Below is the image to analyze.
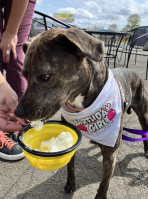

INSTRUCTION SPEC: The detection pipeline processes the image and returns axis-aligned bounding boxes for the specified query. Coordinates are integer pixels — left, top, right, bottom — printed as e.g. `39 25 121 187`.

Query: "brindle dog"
15 27 148 199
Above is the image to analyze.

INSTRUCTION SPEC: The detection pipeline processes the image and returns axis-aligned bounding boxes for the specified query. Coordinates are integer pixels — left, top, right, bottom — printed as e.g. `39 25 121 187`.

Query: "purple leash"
122 127 148 142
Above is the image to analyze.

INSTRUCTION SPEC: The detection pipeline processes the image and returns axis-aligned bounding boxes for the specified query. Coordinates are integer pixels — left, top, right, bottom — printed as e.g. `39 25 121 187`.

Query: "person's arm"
0 71 6 85
0 72 24 131
0 72 18 112
0 0 29 64
5 0 29 35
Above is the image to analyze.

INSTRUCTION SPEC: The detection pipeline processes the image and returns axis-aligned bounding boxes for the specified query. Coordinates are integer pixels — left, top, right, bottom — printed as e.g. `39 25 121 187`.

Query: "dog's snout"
15 104 26 119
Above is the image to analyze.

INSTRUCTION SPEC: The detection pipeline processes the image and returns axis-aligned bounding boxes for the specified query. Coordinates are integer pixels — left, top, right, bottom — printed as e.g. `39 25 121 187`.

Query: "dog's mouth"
23 116 50 131
20 105 60 127
24 115 51 125
24 117 48 124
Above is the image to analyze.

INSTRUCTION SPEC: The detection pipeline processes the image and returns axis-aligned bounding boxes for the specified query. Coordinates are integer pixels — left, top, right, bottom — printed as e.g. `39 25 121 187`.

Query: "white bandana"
60 69 122 147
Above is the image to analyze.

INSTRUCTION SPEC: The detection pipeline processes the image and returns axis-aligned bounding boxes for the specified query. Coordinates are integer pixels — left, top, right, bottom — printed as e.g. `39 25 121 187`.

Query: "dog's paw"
64 182 76 193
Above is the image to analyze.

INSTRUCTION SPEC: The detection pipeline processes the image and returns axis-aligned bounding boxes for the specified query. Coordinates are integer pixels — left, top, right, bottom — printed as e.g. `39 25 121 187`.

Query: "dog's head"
15 27 104 121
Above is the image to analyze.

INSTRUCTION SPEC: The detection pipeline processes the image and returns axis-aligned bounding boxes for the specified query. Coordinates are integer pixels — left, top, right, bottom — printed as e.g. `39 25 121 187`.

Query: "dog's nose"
14 104 26 118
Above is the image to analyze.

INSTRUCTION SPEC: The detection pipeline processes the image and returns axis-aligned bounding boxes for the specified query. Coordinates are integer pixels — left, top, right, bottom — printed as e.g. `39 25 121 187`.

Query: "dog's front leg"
95 146 118 199
61 116 76 193
64 154 76 193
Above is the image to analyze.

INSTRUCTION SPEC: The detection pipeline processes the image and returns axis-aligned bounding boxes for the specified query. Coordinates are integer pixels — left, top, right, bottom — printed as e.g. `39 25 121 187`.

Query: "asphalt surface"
0 52 148 199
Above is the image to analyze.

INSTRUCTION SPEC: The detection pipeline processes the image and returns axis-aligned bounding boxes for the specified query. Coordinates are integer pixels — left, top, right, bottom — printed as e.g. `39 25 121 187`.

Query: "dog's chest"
69 94 85 109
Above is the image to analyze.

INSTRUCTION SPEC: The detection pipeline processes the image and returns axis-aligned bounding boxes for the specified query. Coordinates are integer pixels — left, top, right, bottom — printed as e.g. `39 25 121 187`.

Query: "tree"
122 14 141 31
91 25 104 30
108 24 119 32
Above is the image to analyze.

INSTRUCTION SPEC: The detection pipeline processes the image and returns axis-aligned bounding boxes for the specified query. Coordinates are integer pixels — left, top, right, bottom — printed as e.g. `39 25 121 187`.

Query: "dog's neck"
69 59 108 109
68 94 85 109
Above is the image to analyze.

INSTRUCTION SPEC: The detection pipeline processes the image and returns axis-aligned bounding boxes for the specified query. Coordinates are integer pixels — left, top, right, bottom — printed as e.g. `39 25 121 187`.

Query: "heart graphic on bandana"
77 125 87 131
107 109 116 120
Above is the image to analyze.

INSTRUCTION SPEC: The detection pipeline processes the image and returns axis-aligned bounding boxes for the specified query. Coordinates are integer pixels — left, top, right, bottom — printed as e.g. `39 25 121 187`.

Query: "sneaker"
9 131 19 142
0 131 24 161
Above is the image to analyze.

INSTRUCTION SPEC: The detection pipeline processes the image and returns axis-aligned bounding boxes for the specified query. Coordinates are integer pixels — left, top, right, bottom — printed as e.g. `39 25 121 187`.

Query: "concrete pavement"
0 52 148 199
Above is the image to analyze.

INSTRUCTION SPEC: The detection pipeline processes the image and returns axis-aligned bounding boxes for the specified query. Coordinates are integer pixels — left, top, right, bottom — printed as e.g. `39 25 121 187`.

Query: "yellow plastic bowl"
18 121 82 170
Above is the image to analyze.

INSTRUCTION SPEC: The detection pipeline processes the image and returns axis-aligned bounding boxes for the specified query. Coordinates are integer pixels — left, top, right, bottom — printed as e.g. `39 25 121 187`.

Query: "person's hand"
0 81 23 131
0 79 18 112
0 31 18 64
0 105 22 132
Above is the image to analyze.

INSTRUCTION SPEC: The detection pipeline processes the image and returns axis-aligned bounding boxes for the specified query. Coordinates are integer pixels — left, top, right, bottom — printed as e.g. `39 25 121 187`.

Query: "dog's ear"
54 27 104 62
22 37 35 54
53 33 86 59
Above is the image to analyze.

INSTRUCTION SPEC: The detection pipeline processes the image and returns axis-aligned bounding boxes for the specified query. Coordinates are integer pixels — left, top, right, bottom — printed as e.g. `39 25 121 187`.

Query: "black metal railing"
34 10 72 30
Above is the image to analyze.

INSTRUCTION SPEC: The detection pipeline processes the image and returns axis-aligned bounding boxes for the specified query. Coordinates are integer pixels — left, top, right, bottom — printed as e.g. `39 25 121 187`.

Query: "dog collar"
63 103 85 113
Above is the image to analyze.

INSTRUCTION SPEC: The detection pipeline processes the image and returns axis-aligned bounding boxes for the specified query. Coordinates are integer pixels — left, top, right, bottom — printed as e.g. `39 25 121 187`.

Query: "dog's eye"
39 74 50 82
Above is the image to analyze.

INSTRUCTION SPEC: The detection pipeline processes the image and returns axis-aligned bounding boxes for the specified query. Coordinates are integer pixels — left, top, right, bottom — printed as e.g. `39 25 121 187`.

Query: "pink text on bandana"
72 103 116 134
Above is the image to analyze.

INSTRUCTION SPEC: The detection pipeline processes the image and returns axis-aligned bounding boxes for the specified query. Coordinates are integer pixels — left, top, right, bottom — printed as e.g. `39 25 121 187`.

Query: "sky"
34 0 148 30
